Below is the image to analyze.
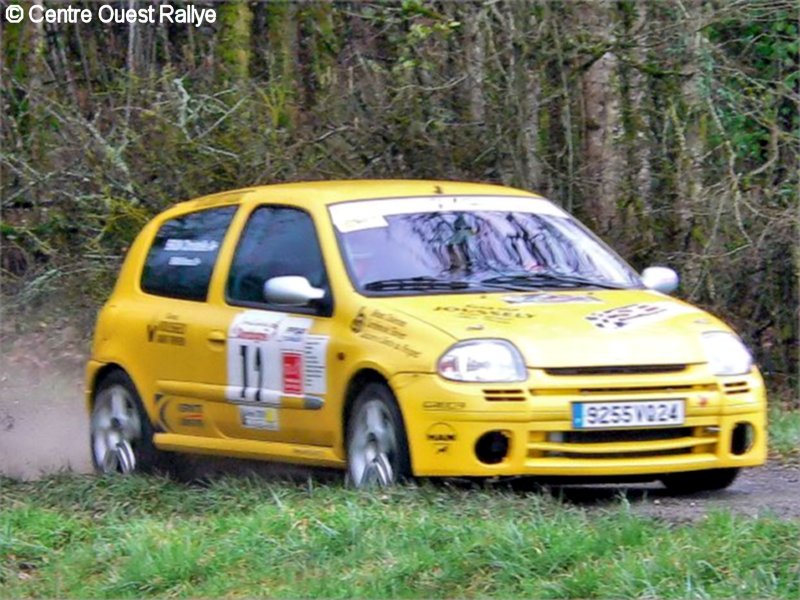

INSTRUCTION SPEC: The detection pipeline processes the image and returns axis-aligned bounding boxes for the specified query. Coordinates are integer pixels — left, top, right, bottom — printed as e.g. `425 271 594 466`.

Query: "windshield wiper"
481 273 626 290
364 273 620 293
363 276 533 293
363 276 472 292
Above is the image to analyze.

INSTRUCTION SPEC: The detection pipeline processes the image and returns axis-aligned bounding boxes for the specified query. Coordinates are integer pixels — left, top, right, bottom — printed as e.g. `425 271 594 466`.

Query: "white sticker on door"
303 335 329 395
240 406 279 430
226 311 327 403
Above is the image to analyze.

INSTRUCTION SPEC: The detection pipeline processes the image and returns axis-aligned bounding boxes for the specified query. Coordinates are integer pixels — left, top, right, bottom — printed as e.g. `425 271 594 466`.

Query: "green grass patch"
1 474 798 598
769 406 800 460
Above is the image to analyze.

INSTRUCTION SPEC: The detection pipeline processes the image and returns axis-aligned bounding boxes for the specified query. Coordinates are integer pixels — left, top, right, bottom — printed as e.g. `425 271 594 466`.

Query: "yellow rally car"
86 180 766 491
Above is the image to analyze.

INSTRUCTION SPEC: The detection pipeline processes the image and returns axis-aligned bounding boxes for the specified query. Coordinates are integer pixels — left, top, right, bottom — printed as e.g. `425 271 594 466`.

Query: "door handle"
207 331 226 344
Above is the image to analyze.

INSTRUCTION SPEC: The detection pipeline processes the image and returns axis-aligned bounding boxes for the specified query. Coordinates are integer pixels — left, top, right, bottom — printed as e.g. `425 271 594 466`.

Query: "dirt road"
1 331 797 522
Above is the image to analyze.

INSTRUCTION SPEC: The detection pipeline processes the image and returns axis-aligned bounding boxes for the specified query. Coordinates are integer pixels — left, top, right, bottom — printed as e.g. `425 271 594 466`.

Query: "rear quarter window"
141 205 237 301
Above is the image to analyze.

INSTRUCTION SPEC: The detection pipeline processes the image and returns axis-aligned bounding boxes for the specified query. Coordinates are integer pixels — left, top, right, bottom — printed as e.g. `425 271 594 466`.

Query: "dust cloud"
0 361 92 480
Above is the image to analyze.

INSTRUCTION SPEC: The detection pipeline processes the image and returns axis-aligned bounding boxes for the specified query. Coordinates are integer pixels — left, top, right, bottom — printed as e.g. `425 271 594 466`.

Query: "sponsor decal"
329 196 567 233
503 292 602 305
157 400 204 431
164 239 219 252
426 422 457 454
423 401 466 411
371 309 406 329
585 302 696 330
282 352 304 395
364 309 407 339
226 311 328 403
278 325 307 344
168 256 202 267
146 318 187 346
302 336 329 395
358 332 420 357
434 304 534 323
350 308 366 333
240 406 279 431
337 215 389 233
351 308 419 357
229 313 281 342
178 403 204 427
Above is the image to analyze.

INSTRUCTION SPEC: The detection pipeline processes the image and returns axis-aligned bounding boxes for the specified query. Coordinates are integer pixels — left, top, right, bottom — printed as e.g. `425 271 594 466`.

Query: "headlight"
437 339 527 382
701 331 753 376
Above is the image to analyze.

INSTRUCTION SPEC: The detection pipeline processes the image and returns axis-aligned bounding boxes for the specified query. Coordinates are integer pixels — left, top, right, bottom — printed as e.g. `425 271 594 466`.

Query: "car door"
137 205 239 434
189 204 337 448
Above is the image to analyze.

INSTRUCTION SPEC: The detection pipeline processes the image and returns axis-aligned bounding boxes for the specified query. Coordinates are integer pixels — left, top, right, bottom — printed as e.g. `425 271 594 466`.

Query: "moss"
218 0 253 81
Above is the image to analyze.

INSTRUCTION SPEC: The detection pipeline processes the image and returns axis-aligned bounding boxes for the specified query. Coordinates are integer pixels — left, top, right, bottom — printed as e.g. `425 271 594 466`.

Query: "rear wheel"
346 383 411 488
661 468 740 494
90 371 162 474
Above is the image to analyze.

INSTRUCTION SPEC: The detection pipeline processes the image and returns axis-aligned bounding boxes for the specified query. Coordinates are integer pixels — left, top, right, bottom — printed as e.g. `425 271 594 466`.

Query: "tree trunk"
218 0 253 82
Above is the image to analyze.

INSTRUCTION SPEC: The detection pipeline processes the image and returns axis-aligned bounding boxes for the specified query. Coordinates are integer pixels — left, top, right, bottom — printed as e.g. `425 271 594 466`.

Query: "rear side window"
141 206 237 301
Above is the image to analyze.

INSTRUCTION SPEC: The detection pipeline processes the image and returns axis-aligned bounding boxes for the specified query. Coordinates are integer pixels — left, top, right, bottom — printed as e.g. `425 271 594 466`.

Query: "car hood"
385 289 726 368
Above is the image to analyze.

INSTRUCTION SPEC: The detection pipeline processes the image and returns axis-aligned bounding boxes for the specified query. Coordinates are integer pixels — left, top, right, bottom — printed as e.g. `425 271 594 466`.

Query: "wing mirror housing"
641 266 679 294
263 276 325 306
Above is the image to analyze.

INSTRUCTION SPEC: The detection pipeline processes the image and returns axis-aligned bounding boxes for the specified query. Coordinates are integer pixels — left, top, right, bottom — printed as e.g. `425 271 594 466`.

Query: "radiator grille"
575 385 694 395
483 388 526 402
561 427 691 444
544 364 687 376
723 381 751 395
550 448 688 459
528 427 718 461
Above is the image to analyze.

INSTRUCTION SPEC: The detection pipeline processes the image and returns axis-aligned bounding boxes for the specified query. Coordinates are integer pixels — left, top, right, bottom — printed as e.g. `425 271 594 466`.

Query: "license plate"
571 399 685 429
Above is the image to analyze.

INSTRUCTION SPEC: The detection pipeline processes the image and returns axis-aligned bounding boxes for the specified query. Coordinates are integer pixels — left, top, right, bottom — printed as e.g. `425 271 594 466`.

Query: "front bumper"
391 365 767 478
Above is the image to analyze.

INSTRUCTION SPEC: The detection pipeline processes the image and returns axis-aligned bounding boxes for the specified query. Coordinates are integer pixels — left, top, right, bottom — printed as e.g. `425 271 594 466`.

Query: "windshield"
330 196 641 295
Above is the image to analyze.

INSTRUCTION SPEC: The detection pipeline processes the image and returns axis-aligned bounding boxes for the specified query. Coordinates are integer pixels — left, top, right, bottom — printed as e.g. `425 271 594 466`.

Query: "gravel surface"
547 460 800 522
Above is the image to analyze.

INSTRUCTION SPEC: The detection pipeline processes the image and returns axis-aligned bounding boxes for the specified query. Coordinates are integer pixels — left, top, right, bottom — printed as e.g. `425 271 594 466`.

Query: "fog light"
731 422 754 456
475 431 510 464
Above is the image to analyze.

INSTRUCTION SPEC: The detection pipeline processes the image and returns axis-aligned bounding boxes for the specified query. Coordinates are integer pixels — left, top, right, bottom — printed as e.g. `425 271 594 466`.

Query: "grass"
769 405 800 460
1 474 799 598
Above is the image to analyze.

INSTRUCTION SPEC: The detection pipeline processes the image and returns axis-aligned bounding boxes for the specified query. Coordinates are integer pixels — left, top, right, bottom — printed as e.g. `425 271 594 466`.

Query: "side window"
227 206 330 314
141 206 237 301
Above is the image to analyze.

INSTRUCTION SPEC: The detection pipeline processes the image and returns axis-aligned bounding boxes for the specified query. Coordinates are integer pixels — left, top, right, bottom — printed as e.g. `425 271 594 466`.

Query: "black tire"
661 468 740 494
90 370 164 475
346 383 411 488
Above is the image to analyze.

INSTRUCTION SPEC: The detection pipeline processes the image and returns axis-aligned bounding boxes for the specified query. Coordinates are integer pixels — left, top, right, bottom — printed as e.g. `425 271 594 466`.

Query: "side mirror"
263 276 325 306
641 266 679 294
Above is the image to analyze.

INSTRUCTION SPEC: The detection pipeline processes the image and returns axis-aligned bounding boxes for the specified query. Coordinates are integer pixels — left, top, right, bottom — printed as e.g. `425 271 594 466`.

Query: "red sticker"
282 352 303 395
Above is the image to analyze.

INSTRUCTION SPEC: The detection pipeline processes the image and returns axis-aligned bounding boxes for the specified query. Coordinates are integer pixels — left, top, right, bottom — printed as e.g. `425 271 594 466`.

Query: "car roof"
173 179 542 214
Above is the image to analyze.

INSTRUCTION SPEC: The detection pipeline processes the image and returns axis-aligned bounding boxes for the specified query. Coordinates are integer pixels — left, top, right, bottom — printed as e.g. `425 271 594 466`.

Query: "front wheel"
90 371 162 474
661 468 740 494
346 383 411 488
